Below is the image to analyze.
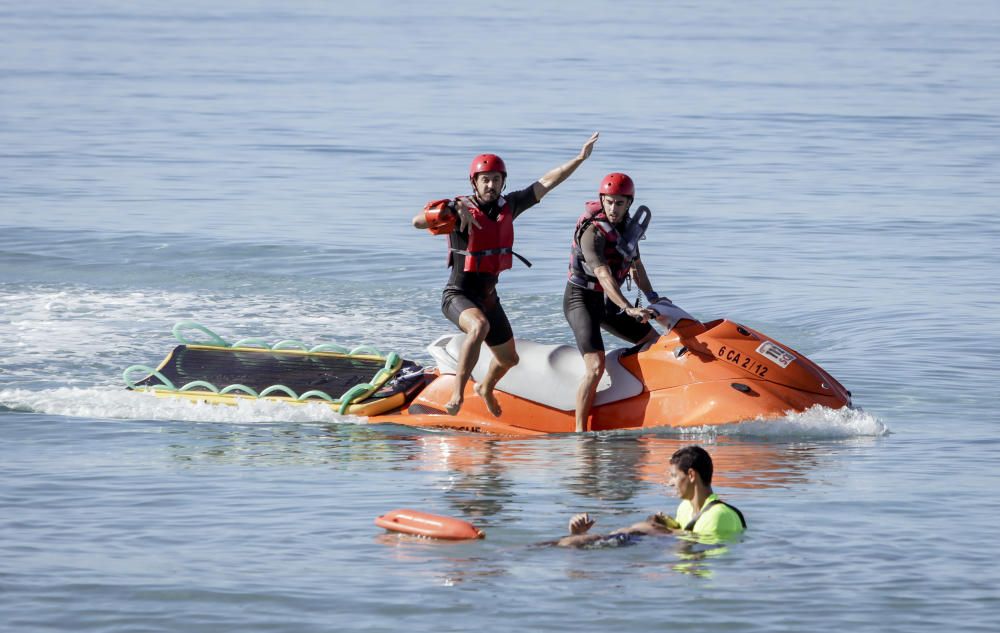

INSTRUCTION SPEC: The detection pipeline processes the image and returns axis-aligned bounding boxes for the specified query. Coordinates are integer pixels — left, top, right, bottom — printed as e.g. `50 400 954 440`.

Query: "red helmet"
469 153 507 180
599 172 635 197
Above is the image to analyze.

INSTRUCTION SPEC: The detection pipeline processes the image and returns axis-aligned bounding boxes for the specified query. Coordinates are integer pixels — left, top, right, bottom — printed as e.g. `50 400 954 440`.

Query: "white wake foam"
3 386 887 439
663 405 889 439
0 284 439 388
0 387 363 425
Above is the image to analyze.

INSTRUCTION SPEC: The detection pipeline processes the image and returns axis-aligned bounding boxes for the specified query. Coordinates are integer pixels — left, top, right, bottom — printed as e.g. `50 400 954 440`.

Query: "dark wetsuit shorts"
563 282 653 354
442 287 514 348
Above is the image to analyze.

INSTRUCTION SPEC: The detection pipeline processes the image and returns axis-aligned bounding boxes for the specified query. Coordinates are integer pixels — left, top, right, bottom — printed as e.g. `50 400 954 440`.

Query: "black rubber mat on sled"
134 345 395 397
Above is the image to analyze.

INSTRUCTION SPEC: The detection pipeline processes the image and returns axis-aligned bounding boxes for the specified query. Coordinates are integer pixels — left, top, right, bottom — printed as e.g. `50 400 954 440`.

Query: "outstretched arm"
531 132 599 201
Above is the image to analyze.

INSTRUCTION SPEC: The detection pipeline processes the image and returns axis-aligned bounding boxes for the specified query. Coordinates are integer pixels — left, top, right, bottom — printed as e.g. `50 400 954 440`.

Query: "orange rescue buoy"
375 508 485 540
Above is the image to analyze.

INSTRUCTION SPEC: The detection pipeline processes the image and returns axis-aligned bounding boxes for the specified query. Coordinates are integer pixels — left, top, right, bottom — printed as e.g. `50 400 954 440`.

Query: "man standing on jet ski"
413 133 599 417
565 172 662 432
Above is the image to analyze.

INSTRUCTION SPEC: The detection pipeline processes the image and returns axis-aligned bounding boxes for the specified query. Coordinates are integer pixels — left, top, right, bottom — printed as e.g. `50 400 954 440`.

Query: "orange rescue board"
375 508 485 540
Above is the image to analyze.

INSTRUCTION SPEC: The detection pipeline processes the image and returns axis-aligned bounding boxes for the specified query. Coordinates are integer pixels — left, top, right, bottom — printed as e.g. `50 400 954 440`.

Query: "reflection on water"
415 436 519 520
373 534 509 586
670 541 732 578
635 435 829 490
405 432 836 501
166 421 838 496
563 435 650 502
165 421 415 467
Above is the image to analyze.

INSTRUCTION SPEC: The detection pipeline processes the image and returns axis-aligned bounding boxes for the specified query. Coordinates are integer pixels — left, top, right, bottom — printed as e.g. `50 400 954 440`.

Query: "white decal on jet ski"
756 341 797 368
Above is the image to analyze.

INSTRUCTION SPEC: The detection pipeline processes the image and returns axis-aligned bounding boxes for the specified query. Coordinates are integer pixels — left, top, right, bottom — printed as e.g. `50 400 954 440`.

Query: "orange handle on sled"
424 199 457 235
375 508 484 540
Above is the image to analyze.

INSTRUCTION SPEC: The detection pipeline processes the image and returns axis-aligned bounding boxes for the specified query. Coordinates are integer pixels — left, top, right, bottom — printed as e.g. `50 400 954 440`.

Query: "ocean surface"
2 1 999 631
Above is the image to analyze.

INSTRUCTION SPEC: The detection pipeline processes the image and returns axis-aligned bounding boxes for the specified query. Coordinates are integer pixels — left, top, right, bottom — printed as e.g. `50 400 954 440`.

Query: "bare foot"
474 383 502 417
445 395 463 416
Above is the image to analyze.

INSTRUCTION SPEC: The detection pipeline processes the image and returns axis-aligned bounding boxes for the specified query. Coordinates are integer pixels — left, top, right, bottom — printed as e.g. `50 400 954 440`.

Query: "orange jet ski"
125 303 851 435
371 299 851 435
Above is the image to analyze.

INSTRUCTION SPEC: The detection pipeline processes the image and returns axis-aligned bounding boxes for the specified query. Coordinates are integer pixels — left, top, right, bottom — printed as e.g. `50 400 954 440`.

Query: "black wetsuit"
563 221 653 354
441 186 539 347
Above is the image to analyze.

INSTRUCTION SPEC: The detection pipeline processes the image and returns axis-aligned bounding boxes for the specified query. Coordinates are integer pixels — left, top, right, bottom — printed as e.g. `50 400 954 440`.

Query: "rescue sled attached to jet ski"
123 321 429 417
124 306 851 435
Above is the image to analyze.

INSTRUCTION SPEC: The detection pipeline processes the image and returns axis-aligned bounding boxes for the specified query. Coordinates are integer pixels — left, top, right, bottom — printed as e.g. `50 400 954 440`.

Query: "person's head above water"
599 172 634 223
669 445 714 500
469 153 506 204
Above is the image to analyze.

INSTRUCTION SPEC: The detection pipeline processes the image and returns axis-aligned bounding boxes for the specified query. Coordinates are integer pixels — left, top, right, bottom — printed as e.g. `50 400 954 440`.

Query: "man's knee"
501 350 519 368
583 355 605 382
490 342 519 369
464 316 490 342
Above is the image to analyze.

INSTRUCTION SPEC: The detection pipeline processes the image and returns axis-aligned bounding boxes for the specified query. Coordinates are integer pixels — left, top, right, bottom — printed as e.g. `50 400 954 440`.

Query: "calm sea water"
2 1 999 631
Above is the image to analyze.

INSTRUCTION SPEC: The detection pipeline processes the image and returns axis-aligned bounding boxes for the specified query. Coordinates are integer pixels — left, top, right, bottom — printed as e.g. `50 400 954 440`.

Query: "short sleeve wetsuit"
563 221 654 354
441 186 540 347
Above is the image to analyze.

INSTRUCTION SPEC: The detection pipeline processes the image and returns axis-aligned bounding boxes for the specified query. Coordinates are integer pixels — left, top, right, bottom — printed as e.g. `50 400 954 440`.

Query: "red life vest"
567 201 633 293
448 197 529 274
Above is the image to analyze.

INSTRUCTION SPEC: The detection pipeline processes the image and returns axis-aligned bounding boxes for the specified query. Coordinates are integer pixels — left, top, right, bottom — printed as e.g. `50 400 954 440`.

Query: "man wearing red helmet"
414 133 599 416
565 172 662 432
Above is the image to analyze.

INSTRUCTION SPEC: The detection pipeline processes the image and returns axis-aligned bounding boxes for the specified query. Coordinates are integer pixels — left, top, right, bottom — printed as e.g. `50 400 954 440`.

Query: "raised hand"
579 132 599 161
568 512 595 535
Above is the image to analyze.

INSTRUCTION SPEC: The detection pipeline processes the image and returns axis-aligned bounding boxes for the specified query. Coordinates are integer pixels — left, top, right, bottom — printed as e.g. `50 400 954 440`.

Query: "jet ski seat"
427 334 644 411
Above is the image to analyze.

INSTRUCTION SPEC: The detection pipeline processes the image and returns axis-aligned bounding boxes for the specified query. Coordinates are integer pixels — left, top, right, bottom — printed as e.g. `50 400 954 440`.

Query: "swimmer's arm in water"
610 513 680 537
556 512 604 547
555 512 679 547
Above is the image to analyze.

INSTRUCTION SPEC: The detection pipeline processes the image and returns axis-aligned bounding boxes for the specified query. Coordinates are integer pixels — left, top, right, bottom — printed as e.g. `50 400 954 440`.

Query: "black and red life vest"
567 200 634 293
448 196 530 274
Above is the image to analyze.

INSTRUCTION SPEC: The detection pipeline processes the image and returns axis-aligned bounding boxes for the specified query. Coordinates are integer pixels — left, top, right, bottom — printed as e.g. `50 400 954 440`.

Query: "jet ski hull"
371 318 851 435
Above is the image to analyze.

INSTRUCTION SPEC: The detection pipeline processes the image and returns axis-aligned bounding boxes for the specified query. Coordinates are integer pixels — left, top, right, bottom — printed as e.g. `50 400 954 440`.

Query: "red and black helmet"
599 172 635 197
469 153 507 180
